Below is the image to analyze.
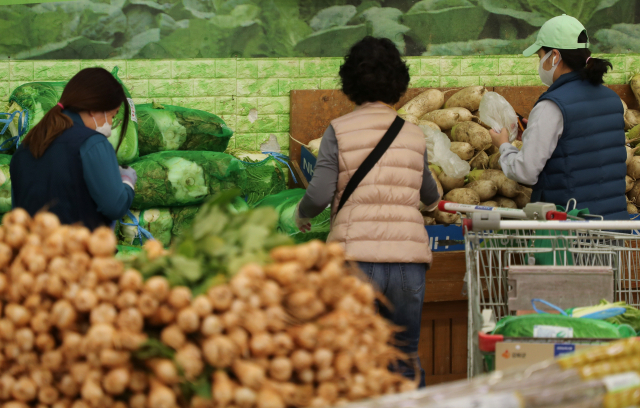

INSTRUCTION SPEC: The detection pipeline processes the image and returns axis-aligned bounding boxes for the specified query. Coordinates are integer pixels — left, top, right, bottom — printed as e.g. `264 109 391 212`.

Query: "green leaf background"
0 0 636 57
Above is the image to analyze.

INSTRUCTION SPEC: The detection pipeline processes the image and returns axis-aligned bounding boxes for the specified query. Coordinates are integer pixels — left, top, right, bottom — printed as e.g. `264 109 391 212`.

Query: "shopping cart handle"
546 211 567 220
479 332 504 353
438 201 456 214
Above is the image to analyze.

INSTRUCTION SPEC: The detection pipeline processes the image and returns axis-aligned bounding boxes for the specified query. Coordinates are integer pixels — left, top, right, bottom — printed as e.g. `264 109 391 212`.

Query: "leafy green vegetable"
129 189 291 292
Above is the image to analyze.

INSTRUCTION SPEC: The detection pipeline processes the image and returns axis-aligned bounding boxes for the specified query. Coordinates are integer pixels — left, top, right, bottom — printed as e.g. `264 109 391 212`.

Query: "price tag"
128 98 137 123
433 392 523 408
603 372 640 393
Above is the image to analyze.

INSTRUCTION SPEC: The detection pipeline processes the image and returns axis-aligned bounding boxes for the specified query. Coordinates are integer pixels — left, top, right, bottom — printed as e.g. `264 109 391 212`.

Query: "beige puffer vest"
327 102 432 264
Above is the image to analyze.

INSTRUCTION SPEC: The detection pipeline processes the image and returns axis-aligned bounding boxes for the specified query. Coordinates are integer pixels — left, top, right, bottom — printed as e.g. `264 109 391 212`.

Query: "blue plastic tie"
531 298 569 316
262 151 297 184
0 110 28 152
237 151 297 184
120 210 155 246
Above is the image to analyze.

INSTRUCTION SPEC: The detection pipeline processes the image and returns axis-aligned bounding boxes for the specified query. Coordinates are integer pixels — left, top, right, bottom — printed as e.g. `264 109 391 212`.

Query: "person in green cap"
489 15 628 220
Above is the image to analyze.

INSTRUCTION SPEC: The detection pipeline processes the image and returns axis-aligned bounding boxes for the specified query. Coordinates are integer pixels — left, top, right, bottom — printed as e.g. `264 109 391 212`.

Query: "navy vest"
532 72 628 220
10 111 111 230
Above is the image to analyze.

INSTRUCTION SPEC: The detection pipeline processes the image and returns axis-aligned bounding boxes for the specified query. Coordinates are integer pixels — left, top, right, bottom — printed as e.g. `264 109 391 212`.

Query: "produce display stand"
464 212 640 377
288 85 639 386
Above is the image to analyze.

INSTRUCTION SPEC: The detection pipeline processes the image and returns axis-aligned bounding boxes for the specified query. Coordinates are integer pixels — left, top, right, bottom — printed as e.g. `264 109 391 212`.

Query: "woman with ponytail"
489 15 628 220
10 67 137 230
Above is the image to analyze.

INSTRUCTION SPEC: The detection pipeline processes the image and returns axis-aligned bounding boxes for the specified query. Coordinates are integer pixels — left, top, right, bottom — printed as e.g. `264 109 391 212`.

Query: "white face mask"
538 51 561 86
93 112 112 138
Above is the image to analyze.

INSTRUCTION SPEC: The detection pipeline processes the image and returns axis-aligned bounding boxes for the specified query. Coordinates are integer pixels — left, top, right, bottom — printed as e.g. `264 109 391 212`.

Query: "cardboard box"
495 342 602 371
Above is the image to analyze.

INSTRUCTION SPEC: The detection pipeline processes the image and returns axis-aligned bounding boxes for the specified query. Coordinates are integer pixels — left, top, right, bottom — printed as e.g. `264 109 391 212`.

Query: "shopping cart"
440 201 640 378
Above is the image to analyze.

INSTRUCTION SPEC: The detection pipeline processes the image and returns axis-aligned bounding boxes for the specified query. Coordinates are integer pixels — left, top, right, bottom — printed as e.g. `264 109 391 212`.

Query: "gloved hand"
295 202 311 233
120 166 137 190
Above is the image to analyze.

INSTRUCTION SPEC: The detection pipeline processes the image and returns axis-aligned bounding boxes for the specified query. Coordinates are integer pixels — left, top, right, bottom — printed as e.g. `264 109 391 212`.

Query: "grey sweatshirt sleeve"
298 125 339 219
499 100 564 186
421 149 441 211
298 124 442 218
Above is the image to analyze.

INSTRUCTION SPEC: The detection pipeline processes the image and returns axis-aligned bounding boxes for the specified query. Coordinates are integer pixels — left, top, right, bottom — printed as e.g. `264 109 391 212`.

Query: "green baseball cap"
523 14 589 57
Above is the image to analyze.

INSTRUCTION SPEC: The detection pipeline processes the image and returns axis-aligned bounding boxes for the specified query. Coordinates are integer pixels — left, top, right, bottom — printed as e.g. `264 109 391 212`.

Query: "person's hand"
120 166 137 190
489 127 510 149
294 202 311 233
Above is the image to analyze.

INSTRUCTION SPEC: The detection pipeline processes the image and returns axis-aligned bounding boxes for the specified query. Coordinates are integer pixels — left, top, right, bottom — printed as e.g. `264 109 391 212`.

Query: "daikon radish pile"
0 207 417 408
444 86 487 112
398 89 444 118
450 142 474 161
451 121 492 151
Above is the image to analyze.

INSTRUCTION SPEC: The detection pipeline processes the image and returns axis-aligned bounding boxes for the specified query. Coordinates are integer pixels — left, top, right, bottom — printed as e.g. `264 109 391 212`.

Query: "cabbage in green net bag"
118 208 173 247
108 67 139 165
227 149 289 205
131 151 247 209
137 103 233 156
254 189 331 244
9 81 66 143
0 154 11 213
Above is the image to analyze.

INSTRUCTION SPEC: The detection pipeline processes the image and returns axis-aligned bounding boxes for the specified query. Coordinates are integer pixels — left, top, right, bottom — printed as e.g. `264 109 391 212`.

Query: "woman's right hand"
119 166 137 190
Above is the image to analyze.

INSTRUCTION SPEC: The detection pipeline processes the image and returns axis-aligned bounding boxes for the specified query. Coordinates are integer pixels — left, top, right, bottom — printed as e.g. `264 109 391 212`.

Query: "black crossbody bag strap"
336 116 405 214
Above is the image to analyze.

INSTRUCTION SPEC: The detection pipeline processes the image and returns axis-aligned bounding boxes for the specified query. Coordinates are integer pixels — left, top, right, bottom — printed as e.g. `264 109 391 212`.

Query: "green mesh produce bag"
131 151 247 209
9 81 66 142
255 189 331 244
117 208 173 247
0 154 11 213
108 67 139 165
137 103 233 156
493 314 635 339
241 157 287 205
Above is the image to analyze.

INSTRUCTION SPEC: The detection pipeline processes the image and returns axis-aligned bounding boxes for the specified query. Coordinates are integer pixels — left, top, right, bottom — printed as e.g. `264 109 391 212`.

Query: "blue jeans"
358 262 427 388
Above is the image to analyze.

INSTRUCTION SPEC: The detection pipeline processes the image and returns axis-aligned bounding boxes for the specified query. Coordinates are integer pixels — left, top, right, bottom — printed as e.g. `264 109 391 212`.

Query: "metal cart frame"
463 215 640 377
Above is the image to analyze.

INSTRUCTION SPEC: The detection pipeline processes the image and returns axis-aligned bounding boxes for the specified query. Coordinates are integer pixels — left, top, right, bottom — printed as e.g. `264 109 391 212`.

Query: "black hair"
23 68 129 158
339 36 410 105
542 31 612 85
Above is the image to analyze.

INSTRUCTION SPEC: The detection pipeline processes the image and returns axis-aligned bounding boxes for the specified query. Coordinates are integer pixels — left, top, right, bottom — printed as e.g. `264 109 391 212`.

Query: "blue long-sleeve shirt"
12 134 133 222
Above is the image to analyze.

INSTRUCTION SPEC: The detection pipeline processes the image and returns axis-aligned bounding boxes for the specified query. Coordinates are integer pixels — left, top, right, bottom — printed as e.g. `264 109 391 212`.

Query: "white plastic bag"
420 125 470 179
479 92 519 142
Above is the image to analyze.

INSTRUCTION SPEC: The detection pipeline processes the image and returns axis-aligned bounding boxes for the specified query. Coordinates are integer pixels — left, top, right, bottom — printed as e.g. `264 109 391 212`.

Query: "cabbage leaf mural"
0 0 636 58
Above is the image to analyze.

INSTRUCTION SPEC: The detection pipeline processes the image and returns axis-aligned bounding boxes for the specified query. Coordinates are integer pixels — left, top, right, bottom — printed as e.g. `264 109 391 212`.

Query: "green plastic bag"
493 314 635 339
117 208 173 248
532 205 590 266
130 151 247 209
254 189 331 244
108 67 139 165
0 154 11 213
598 300 640 333
136 103 233 156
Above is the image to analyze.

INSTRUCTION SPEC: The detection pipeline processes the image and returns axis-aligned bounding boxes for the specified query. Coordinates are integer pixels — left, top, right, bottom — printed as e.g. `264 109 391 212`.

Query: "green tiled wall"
3 54 639 154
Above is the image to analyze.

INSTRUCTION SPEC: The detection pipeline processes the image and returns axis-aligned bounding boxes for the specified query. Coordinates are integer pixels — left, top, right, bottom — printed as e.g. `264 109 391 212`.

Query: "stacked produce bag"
0 67 296 246
0 198 418 407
